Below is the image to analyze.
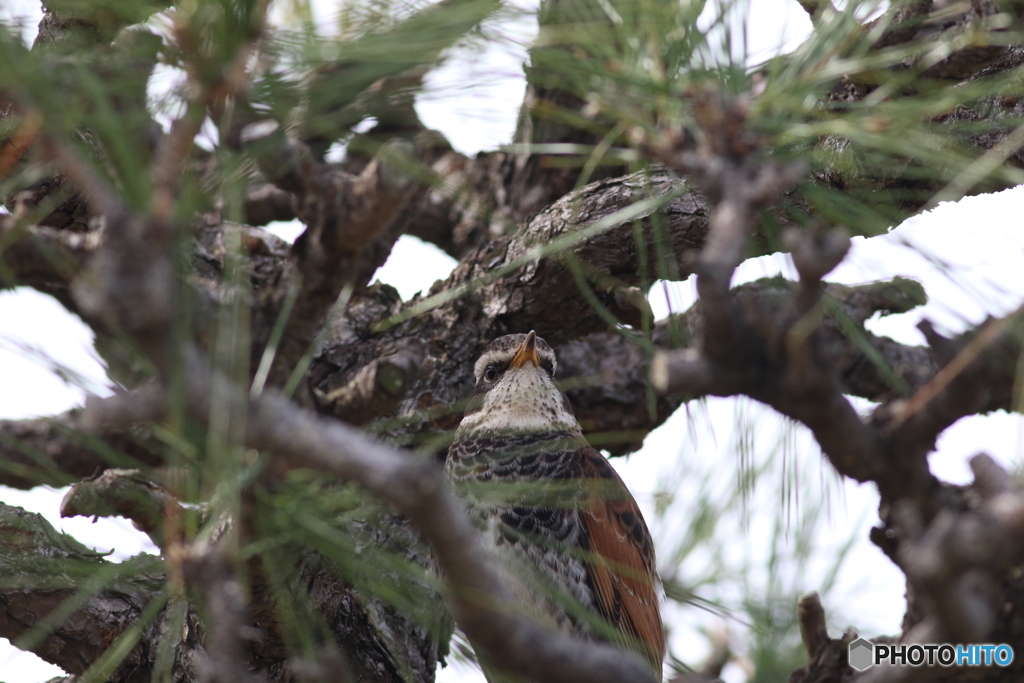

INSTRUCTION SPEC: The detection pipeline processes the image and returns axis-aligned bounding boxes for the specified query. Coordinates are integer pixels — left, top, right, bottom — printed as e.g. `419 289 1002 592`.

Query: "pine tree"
1 0 1023 681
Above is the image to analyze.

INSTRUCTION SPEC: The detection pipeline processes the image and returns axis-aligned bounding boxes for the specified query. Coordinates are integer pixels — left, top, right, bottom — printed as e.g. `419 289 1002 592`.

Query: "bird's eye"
483 364 500 382
540 359 555 377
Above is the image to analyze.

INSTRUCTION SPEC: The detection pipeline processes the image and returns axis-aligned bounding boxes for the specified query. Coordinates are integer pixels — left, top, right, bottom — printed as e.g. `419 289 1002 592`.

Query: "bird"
446 331 664 678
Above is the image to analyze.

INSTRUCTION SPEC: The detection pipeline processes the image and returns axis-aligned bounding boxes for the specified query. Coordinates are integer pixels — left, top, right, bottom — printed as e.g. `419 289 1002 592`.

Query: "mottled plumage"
446 332 664 676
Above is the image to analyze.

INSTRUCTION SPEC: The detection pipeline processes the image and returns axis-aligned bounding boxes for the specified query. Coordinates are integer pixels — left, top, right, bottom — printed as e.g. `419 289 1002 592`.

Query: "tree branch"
239 388 659 683
795 455 1024 683
60 468 190 550
78 358 656 683
400 147 512 260
0 409 162 490
32 0 172 52
240 184 296 227
0 217 100 306
643 92 947 509
873 310 1022 496
181 542 267 683
316 339 426 425
789 592 860 683
0 502 164 679
869 0 933 51
796 0 836 25
247 136 421 390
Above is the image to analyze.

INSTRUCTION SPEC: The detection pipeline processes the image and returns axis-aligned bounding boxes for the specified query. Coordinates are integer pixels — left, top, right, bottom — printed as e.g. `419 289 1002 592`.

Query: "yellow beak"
510 330 541 369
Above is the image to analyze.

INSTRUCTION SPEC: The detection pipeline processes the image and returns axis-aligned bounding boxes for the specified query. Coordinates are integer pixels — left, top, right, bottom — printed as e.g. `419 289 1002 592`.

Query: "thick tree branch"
32 0 172 52
0 217 99 305
240 184 296 227
316 339 427 425
652 276 936 401
401 147 513 260
890 307 1022 431
462 168 709 339
870 0 933 50
246 136 421 390
0 502 165 679
60 468 189 550
0 409 162 490
918 1 1010 80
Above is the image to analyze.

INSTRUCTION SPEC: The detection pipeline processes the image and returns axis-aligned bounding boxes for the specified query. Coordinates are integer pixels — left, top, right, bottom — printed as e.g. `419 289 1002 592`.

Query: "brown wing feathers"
578 447 665 675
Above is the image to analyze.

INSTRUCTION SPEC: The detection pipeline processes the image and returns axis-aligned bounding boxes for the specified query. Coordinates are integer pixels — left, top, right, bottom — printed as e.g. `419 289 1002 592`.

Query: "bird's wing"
577 446 665 675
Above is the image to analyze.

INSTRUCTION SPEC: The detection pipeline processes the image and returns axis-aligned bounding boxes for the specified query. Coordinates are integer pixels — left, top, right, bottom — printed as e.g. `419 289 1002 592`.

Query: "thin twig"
181 543 267 683
894 303 1024 425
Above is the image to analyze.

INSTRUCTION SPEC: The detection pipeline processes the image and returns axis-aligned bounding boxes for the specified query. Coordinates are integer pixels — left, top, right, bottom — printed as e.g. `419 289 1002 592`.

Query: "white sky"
2 1 1023 682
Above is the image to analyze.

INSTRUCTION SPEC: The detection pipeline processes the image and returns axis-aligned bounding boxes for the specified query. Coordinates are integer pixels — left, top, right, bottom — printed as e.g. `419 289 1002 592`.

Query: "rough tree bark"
1 0 1023 682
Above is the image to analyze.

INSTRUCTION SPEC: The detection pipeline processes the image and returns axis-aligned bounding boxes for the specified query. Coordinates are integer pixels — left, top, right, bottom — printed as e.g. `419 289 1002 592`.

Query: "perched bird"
446 331 664 677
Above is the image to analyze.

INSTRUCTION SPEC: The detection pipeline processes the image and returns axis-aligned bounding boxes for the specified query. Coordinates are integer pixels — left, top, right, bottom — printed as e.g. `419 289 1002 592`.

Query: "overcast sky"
2 1 1023 682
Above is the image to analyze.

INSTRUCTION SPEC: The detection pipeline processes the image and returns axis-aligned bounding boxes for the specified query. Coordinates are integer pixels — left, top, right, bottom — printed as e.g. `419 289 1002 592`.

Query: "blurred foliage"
654 400 860 681
522 0 1024 236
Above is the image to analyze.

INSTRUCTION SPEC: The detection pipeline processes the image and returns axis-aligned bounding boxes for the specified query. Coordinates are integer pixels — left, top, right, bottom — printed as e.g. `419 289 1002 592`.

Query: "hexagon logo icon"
848 638 875 671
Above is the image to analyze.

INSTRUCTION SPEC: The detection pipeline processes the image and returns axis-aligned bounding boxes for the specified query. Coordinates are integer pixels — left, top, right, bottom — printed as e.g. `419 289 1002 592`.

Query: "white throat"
457 364 581 436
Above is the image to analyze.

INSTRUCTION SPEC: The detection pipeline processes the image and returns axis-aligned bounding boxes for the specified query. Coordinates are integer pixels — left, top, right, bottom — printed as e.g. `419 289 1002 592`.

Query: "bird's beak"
511 330 540 369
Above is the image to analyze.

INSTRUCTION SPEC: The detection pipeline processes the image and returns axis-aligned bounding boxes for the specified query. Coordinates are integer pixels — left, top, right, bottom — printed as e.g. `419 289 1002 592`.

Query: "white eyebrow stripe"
473 346 557 383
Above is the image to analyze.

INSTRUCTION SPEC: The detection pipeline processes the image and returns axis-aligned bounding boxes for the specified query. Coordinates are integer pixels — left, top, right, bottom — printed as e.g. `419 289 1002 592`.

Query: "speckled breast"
445 430 597 636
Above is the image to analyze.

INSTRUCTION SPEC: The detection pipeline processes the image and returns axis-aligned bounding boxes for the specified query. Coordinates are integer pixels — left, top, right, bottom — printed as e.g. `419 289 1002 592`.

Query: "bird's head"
457 331 581 437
